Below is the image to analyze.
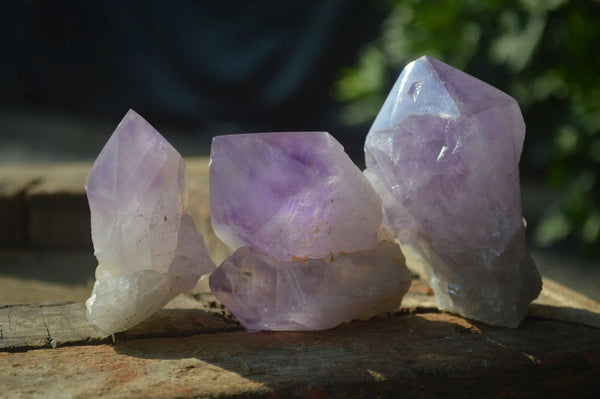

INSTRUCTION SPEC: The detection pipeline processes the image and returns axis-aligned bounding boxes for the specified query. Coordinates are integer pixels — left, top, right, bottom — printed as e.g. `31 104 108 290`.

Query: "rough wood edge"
2 276 599 353
2 312 599 398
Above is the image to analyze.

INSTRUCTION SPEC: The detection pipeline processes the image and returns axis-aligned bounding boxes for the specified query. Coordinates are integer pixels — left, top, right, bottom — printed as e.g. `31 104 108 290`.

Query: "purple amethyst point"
85 110 215 335
364 56 541 327
210 132 382 261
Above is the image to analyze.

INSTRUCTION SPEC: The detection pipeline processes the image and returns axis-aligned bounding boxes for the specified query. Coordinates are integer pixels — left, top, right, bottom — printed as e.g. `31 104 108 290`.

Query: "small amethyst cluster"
85 56 541 335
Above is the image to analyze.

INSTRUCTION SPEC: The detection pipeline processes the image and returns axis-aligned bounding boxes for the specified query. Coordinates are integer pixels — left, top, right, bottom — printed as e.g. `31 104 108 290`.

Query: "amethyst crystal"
364 56 541 327
210 242 410 332
85 110 215 335
210 132 383 261
209 132 410 331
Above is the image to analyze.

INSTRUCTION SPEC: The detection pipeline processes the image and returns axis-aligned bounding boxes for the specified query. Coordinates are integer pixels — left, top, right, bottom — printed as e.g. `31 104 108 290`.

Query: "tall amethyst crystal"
85 110 215 335
209 132 411 331
364 56 541 327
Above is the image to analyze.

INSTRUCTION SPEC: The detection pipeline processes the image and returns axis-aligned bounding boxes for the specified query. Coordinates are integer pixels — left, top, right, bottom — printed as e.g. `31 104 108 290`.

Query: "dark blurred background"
1 1 599 295
0 1 383 161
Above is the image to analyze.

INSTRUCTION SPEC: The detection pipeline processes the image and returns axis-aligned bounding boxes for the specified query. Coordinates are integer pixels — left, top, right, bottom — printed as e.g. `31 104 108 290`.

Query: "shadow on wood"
106 312 600 398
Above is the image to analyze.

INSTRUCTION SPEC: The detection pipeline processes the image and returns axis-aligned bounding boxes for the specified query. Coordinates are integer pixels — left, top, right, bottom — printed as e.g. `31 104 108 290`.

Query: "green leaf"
535 212 571 247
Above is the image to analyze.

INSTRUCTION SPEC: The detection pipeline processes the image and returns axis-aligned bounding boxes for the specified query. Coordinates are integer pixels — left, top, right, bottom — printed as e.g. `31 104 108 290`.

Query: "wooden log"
0 171 35 247
2 158 600 397
0 295 239 351
1 311 599 398
1 275 599 349
1 266 599 397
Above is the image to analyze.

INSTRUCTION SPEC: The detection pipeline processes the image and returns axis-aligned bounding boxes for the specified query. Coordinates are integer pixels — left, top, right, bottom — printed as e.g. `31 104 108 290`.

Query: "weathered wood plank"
0 162 91 249
2 312 599 398
530 277 600 328
0 279 453 351
0 302 99 349
0 177 32 247
2 276 599 352
0 295 240 351
0 249 96 304
2 159 600 397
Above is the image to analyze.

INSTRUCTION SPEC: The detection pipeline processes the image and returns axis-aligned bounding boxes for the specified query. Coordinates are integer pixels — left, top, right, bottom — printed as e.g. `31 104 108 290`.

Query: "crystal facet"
364 56 542 327
209 132 410 331
85 110 215 335
210 132 383 261
210 242 410 332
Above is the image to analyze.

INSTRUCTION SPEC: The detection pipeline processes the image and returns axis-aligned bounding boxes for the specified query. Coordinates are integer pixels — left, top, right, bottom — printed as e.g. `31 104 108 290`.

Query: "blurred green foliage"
335 0 600 254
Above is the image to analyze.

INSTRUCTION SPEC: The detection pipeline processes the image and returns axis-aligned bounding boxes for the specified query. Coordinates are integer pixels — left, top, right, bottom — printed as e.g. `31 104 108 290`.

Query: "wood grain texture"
0 295 240 351
2 312 599 398
0 162 91 249
2 158 600 397
2 277 599 351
